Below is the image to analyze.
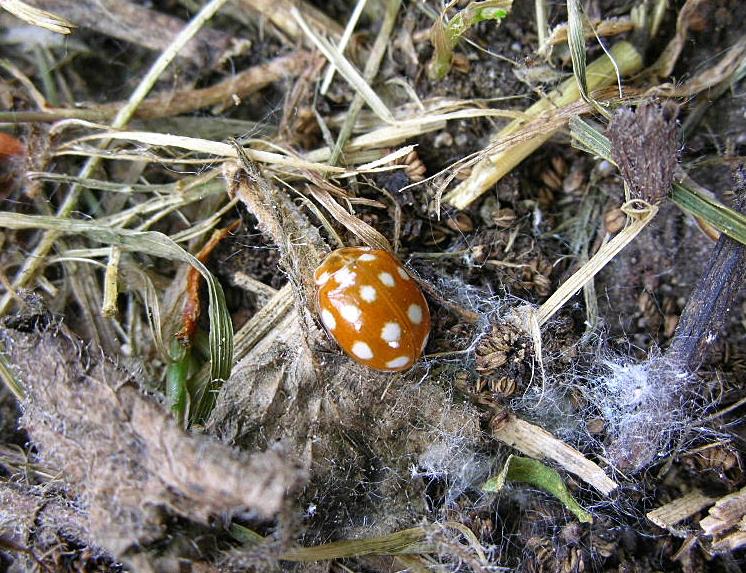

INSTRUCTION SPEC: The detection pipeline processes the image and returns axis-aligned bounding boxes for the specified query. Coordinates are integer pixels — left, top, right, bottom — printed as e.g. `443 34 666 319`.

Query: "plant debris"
0 0 745 571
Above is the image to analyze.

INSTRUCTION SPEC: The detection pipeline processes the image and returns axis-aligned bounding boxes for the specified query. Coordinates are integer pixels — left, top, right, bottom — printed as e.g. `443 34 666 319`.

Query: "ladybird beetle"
314 247 431 371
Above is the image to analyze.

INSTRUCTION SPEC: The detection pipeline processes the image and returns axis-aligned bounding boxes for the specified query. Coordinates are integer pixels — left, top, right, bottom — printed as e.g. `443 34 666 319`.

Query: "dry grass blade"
235 0 343 44
65 131 348 174
328 0 400 166
0 213 233 384
1 0 74 34
648 37 746 97
308 185 392 251
291 6 395 124
280 527 431 560
649 0 708 78
320 0 367 94
566 0 589 100
569 116 612 161
0 348 24 400
672 181 746 246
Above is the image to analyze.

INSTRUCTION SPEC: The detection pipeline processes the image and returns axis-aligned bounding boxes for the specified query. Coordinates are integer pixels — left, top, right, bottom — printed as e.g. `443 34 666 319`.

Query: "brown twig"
0 52 311 124
177 220 241 344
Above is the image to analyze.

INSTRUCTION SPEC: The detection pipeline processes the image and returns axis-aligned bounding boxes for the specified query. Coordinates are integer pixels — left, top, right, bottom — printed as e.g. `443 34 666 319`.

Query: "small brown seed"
446 212 474 233
541 168 563 191
563 168 586 194
492 207 516 228
551 155 568 177
603 207 626 234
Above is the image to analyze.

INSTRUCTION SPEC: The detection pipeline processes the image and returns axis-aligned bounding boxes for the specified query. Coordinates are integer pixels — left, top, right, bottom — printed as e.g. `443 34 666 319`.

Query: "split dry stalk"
444 41 642 210
700 486 746 552
647 490 716 535
0 0 73 34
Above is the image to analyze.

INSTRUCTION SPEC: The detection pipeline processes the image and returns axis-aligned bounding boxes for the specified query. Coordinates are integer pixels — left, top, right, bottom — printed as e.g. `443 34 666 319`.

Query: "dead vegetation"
0 0 745 571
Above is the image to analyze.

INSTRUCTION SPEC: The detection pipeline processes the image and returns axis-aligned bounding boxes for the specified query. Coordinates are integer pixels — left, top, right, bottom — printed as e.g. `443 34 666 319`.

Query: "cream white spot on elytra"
351 341 374 360
320 308 336 330
358 253 377 262
385 355 410 369
378 271 395 287
340 304 361 324
407 304 423 325
334 267 356 287
397 267 411 280
359 285 377 303
381 322 401 348
315 271 331 285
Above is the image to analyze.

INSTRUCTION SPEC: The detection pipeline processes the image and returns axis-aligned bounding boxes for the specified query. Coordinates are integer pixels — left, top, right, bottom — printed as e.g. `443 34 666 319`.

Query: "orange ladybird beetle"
314 247 431 372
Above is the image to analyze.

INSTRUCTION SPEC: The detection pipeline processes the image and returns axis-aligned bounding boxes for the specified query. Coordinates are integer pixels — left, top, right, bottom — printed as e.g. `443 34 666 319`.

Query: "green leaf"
428 0 513 80
166 338 191 428
568 118 746 247
569 116 613 163
0 213 233 386
482 455 593 523
671 182 746 245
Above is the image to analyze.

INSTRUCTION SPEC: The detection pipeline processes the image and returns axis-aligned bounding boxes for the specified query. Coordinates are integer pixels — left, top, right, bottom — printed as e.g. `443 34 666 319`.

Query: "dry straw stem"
0 0 232 316
444 41 642 210
647 36 746 99
320 0 367 95
1 0 73 34
536 202 658 326
538 16 634 55
62 131 348 174
280 526 431 561
326 0 401 166
292 5 396 126
647 490 716 535
492 414 618 496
